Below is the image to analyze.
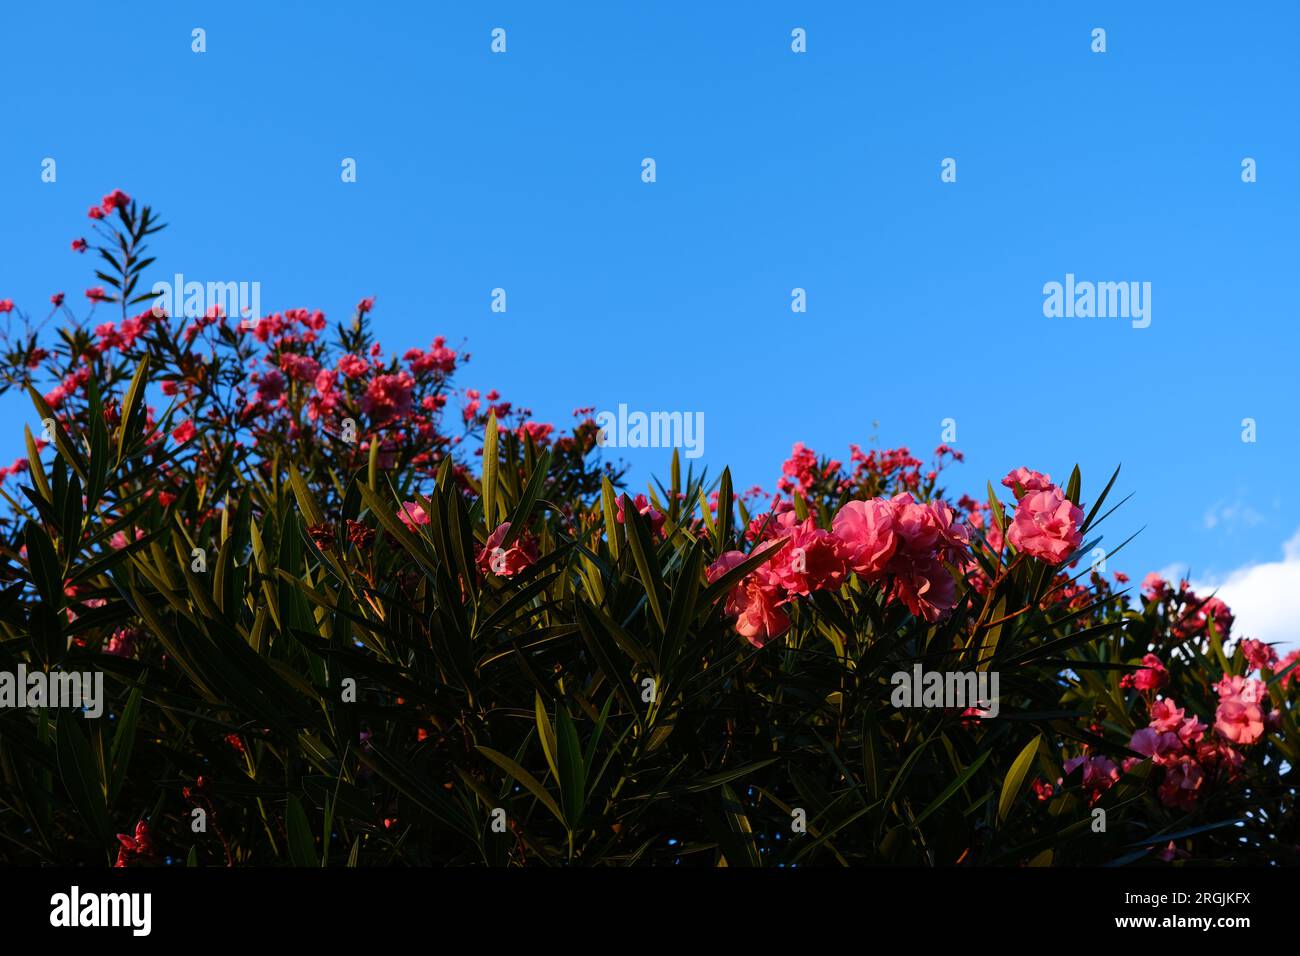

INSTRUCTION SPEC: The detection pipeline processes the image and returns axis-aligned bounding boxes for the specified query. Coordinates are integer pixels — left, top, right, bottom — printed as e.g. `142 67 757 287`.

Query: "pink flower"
1001 467 1053 498
770 518 848 597
1063 754 1120 803
830 493 969 621
1159 841 1190 862
1200 596 1234 639
1121 653 1168 692
731 583 791 647
313 368 338 395
1277 649 1300 688
362 372 415 423
257 370 286 403
890 494 971 564
105 627 142 658
923 499 971 564
72 238 88 253
279 351 321 382
832 498 898 577
616 493 666 538
399 501 430 530
1196 739 1245 778
110 528 145 550
1156 755 1203 811
1007 486 1083 564
85 286 108 302
1177 714 1207 747
890 493 942 556
171 420 197 443
114 820 155 868
981 514 1005 555
1148 697 1186 733
1214 675 1266 745
477 521 539 578
778 442 825 495
706 550 750 596
101 189 130 213
707 549 791 648
405 341 457 375
1141 572 1168 601
1239 638 1278 673
338 353 369 379
1129 727 1182 762
0 299 13 313
888 555 957 623
745 501 800 543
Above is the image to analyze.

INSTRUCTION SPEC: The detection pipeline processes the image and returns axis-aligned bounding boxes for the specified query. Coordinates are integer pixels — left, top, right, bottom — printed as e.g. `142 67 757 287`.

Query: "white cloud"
1203 499 1265 531
1190 528 1300 654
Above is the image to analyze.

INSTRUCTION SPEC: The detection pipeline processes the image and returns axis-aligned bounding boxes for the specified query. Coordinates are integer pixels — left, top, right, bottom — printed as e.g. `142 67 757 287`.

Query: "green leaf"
535 693 559 782
716 468 733 546
476 745 564 825
678 759 778 793
117 356 150 466
482 410 499 526
555 705 587 828
501 449 551 550
622 495 668 633
109 682 144 803
600 476 621 562
288 463 325 529
24 425 51 502
285 795 319 866
913 750 991 828
56 713 112 849
719 784 761 867
998 734 1042 823
24 521 63 610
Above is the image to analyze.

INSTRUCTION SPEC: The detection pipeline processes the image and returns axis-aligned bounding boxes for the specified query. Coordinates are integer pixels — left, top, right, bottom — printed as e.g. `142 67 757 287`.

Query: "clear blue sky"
2 0 1298 590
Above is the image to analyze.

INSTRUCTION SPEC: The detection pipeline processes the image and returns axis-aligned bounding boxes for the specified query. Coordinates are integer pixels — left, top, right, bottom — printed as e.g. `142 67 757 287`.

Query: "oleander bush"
0 193 1296 867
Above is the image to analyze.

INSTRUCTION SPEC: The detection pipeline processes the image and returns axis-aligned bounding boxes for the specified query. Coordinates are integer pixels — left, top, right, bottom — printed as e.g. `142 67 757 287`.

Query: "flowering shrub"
0 194 1295 866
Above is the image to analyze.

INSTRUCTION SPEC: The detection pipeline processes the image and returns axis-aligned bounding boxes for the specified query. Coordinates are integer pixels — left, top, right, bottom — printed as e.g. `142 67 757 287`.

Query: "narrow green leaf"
535 693 559 782
56 713 112 848
482 410 499 527
998 734 1042 823
285 795 319 866
476 745 564 825
117 356 150 466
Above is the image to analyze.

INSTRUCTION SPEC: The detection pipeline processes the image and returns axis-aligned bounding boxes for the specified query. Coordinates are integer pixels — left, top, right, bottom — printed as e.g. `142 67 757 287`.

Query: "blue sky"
2 1 1298 640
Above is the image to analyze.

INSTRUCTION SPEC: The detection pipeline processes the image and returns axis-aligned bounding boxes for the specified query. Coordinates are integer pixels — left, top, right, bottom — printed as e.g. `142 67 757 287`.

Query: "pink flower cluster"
708 491 972 647
1120 653 1169 692
399 504 540 580
90 189 130 221
476 521 539 578
617 493 666 537
113 820 154 867
1061 754 1120 804
1117 668 1272 813
1141 574 1236 642
1002 468 1084 564
1214 675 1267 746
